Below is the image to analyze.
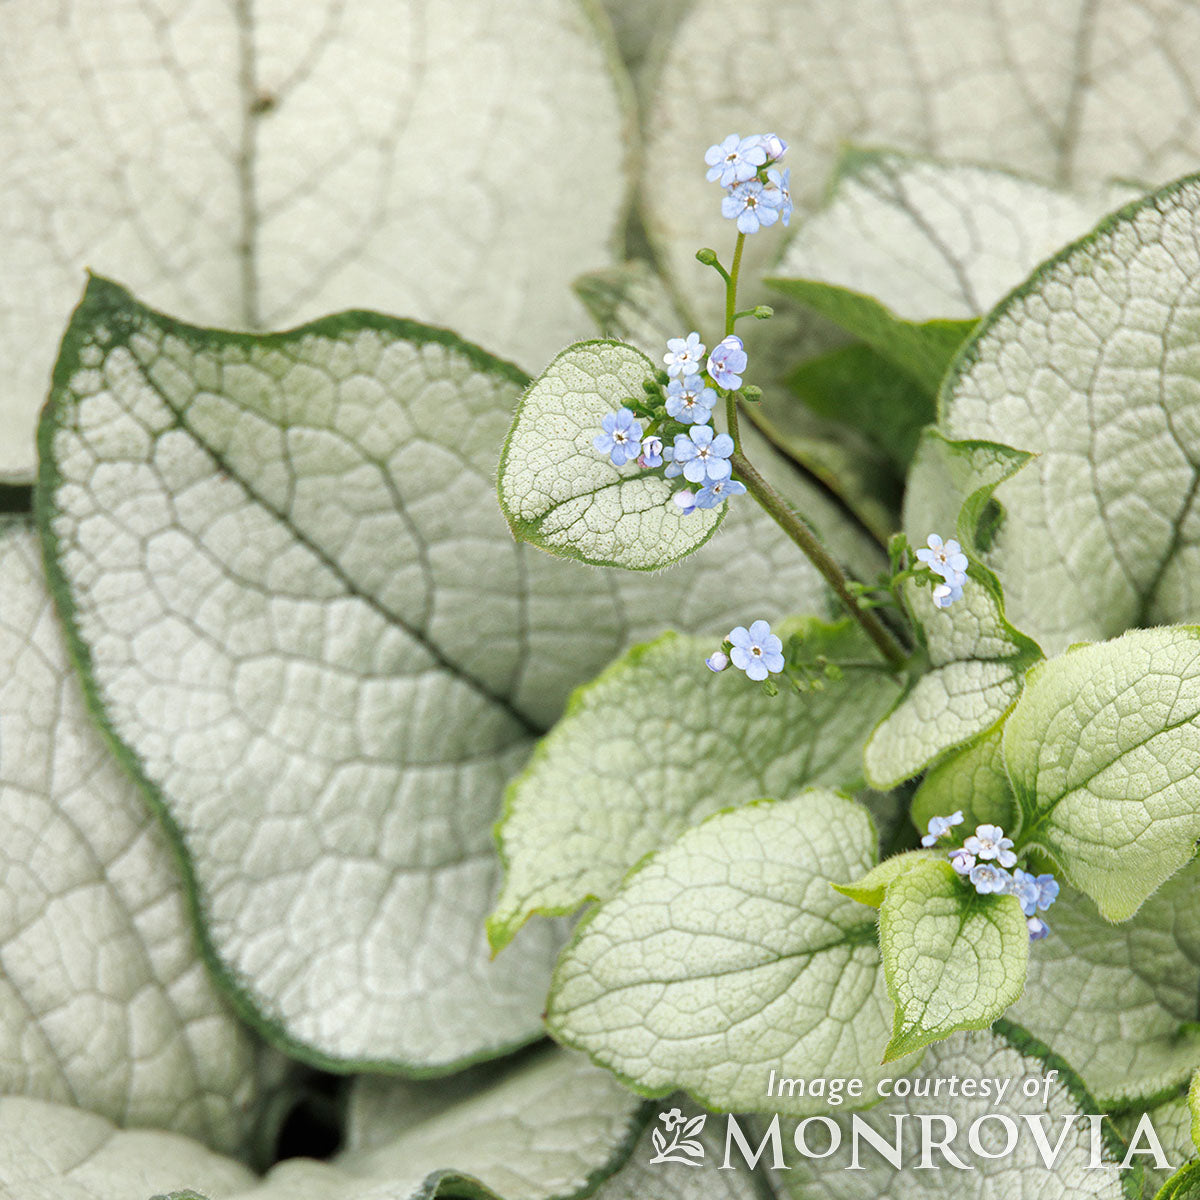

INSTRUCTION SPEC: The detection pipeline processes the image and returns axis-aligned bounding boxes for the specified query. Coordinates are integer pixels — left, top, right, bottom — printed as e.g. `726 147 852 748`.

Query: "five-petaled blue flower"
593 407 644 466
666 375 718 424
672 425 734 483
763 167 793 226
637 435 664 469
704 133 768 186
1010 869 1041 917
706 651 728 673
1027 916 1050 941
696 478 746 508
921 810 964 847
707 335 748 390
663 332 706 377
918 534 968 583
722 180 780 234
672 488 697 515
728 620 785 681
969 862 1013 895
963 824 1017 869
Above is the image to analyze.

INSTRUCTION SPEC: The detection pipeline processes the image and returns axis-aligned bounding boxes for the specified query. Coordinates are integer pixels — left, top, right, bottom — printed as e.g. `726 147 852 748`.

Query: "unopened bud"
741 385 763 403
695 247 719 265
752 305 774 319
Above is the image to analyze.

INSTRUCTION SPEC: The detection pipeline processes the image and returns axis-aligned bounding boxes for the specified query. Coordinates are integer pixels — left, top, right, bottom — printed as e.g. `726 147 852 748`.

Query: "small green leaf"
491 622 901 951
863 431 1042 787
547 791 911 1113
767 149 1127 392
1191 1071 1200 1153
833 849 941 908
1155 1160 1200 1200
1012 863 1200 1109
498 340 725 569
778 1023 1131 1198
1004 626 1200 921
910 722 1018 836
879 858 1028 1060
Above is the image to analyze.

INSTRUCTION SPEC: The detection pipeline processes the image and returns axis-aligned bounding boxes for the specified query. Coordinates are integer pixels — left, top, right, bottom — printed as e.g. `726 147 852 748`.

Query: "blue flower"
707 335 748 390
672 425 734 484
696 478 746 508
1033 873 1059 911
762 167 793 226
949 847 976 875
593 407 644 466
673 489 697 515
969 863 1013 895
663 332 706 378
722 180 780 234
728 620 784 681
706 651 728 673
1027 916 1050 941
963 824 1017 869
921 810 964 847
666 374 718 424
757 132 787 162
704 133 767 186
1010 869 1041 917
932 581 964 609
637 435 664 468
917 534 968 583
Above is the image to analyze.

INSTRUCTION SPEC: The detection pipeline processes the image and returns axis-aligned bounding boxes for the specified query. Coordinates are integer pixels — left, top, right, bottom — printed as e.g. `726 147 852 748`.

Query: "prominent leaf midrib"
127 330 544 739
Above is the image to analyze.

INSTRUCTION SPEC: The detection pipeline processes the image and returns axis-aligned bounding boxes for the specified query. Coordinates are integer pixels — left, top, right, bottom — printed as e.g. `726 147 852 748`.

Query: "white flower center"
751 644 762 656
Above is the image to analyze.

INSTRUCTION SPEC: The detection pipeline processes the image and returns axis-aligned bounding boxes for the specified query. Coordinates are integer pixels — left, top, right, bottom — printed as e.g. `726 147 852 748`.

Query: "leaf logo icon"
649 1109 707 1165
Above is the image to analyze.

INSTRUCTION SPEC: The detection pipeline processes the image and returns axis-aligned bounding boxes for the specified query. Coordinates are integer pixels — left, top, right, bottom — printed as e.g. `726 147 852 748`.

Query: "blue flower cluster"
923 812 1060 941
594 331 753 513
916 533 968 609
705 619 784 682
704 133 792 234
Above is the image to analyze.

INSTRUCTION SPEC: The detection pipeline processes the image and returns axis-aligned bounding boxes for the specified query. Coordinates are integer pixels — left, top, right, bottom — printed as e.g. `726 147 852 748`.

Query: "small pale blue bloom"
696 478 746 508
728 620 785 682
704 133 767 186
762 166 793 226
949 847 975 875
1033 873 1059 911
932 581 964 609
593 407 644 466
757 132 787 162
637 435 664 468
673 489 697 515
921 810 964 847
707 335 748 390
672 425 734 484
1010 869 1041 917
665 374 718 423
663 332 706 377
1027 916 1050 941
917 534 969 582
722 179 780 234
706 651 728 673
969 863 1013 895
963 824 1017 869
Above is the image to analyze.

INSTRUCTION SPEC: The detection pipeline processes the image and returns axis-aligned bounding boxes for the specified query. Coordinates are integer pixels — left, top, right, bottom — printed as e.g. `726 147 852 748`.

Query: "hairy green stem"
720 230 907 670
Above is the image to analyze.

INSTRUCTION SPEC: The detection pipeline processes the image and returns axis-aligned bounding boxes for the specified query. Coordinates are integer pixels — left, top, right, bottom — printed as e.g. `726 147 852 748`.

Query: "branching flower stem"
719 232 908 670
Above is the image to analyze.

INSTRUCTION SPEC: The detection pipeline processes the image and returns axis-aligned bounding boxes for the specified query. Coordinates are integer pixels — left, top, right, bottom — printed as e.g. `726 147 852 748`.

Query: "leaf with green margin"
0 1049 656 1200
910 722 1018 837
497 340 723 569
833 849 940 909
1156 1162 1200 1200
1192 1072 1200 1152
0 520 275 1156
0 0 632 483
36 277 839 1073
546 791 916 1114
766 148 1131 392
941 172 1200 654
786 342 932 473
642 0 1200 397
1012 863 1200 1111
573 260 899 549
863 431 1042 787
1004 626 1200 921
879 858 1028 1060
489 620 901 951
778 1022 1134 1199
